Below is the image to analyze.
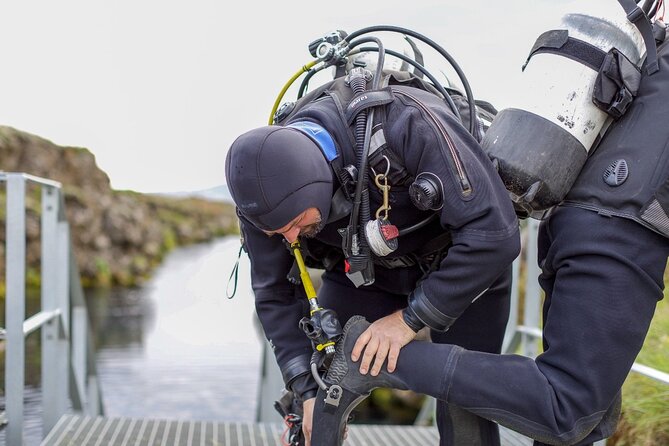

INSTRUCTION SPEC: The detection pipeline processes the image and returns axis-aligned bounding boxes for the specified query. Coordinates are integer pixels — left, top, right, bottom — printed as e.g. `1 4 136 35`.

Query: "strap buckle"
627 6 645 24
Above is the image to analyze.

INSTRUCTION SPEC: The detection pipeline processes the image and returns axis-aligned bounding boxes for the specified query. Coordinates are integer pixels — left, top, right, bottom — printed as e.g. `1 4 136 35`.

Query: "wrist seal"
288 372 319 401
407 285 456 332
282 355 318 401
281 354 311 386
402 307 425 332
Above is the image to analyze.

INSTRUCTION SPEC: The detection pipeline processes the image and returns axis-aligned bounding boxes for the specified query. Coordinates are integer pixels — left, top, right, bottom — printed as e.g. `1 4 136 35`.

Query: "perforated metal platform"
42 415 532 445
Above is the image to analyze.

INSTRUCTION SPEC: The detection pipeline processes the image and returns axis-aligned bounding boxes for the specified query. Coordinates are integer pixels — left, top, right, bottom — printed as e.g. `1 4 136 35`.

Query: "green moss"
115 189 142 197
360 388 424 425
94 257 112 287
371 388 394 406
0 189 6 220
161 227 178 253
25 267 41 289
113 269 136 287
132 255 149 272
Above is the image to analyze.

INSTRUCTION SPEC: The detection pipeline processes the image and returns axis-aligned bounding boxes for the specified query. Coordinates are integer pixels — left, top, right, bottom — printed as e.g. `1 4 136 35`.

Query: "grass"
611 294 669 445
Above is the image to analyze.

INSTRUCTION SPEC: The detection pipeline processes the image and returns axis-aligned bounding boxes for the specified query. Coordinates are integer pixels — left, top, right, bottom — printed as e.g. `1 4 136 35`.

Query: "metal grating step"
41 414 531 445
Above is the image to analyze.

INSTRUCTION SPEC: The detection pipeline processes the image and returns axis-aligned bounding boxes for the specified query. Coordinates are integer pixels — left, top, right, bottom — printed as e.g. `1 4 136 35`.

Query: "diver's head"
225 126 333 235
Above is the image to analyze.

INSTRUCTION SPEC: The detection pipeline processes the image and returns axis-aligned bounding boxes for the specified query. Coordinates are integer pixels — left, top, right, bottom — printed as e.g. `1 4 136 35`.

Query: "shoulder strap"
523 29 608 72
617 0 659 74
343 88 394 125
523 2 659 76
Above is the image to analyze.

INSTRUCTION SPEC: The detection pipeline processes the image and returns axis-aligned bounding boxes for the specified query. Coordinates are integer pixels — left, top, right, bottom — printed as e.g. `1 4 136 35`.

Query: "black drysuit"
238 81 520 444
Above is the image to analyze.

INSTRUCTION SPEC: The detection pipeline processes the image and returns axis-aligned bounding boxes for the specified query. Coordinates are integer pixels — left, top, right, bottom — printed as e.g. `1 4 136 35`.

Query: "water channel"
3 235 264 445
86 236 261 422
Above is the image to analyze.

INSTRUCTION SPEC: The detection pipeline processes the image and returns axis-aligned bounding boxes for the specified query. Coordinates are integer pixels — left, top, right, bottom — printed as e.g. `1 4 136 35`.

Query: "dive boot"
310 315 409 445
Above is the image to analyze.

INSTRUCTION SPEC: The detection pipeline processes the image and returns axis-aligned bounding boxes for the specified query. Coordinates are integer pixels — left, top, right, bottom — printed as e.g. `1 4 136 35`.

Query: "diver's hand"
351 310 417 375
302 397 315 446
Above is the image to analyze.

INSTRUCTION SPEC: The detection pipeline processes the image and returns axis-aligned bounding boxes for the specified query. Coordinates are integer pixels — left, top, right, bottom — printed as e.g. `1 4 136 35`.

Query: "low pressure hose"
355 45 460 120
269 60 319 125
345 25 477 136
297 65 327 98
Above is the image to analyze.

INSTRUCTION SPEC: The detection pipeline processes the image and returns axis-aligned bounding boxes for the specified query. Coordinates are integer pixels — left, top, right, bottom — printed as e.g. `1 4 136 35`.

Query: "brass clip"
375 173 391 220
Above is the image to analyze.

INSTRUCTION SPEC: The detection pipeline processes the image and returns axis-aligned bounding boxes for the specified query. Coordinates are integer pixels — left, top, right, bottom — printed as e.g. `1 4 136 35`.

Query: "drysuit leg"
431 266 512 446
389 206 669 445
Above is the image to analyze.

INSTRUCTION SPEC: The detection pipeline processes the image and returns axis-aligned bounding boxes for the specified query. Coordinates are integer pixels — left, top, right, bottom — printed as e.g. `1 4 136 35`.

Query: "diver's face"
263 207 322 243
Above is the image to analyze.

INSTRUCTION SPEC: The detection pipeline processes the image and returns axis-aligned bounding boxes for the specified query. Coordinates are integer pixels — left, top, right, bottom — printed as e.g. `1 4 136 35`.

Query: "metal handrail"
631 363 669 385
2 172 104 446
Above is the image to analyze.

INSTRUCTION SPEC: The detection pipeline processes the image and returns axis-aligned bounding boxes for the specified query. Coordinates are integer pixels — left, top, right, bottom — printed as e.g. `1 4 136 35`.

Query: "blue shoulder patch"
287 121 338 162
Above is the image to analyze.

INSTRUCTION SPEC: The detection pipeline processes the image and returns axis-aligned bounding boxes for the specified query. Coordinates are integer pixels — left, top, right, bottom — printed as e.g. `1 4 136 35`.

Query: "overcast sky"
1 0 591 193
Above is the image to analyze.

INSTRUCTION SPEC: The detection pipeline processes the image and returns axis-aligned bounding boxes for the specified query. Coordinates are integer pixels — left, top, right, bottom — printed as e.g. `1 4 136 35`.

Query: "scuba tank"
481 0 657 218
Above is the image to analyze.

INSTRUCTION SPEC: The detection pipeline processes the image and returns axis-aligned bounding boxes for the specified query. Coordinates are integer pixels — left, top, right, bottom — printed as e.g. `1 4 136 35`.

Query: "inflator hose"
297 65 328 98
269 60 319 124
355 45 460 120
345 25 477 135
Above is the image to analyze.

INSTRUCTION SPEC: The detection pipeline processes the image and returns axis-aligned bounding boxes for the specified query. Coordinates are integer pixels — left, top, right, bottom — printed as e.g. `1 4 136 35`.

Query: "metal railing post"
41 184 59 433
502 252 522 353
521 219 542 358
6 174 27 445
70 250 104 416
41 185 70 433
71 304 88 411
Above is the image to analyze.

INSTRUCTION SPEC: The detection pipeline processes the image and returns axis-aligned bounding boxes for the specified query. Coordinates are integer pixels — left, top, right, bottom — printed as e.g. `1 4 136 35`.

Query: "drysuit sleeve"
385 91 521 331
238 216 318 399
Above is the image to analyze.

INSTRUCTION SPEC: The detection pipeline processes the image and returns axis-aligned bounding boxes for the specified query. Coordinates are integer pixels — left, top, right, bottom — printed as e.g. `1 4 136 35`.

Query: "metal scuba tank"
481 1 648 218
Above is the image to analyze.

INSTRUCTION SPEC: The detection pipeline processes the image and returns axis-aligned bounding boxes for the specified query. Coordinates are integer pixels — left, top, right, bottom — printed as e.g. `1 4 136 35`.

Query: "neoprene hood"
225 126 333 231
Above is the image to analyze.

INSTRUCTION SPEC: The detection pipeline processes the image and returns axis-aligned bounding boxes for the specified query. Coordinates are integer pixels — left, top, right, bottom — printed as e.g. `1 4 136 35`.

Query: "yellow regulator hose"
268 60 319 125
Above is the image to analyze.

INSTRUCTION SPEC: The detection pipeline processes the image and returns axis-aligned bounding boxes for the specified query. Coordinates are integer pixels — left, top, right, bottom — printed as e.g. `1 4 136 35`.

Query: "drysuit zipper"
393 89 472 196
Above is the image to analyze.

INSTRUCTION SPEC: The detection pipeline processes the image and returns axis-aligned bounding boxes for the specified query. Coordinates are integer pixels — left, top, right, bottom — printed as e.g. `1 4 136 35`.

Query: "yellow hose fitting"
316 341 336 352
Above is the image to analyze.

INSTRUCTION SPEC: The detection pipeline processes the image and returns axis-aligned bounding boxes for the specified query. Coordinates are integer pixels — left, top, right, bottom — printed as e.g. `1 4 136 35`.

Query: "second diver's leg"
431 266 512 446
435 207 668 445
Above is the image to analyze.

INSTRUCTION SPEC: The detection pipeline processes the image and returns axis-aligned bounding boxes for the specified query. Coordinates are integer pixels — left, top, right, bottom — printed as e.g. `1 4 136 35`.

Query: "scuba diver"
225 25 520 446
299 1 669 446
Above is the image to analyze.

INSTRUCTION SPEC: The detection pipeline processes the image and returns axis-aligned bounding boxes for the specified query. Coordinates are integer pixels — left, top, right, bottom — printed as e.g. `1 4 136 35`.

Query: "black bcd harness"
275 69 494 284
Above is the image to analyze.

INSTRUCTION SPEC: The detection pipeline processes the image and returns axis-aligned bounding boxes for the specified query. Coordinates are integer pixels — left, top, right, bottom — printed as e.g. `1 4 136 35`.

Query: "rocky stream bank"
0 125 238 291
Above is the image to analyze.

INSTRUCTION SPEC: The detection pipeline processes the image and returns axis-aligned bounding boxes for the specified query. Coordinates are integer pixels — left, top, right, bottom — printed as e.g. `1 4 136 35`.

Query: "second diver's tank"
481 1 648 217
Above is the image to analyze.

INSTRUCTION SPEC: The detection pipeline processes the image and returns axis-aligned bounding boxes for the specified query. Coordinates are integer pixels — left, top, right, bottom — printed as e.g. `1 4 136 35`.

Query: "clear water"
87 237 261 422
2 236 263 445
